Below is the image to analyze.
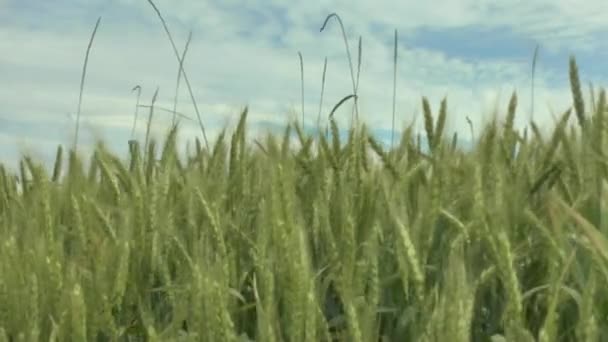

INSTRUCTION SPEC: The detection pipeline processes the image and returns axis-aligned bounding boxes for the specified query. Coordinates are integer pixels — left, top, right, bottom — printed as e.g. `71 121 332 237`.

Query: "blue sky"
1 0 608 171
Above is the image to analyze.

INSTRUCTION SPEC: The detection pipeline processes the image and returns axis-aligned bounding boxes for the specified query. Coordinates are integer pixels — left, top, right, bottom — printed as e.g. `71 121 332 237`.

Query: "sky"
2 0 608 172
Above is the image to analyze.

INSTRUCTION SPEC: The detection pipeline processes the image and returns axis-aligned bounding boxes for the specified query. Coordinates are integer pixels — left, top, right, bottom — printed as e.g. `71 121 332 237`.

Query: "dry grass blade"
146 0 209 150
172 30 193 126
137 105 195 121
329 94 357 119
73 16 101 152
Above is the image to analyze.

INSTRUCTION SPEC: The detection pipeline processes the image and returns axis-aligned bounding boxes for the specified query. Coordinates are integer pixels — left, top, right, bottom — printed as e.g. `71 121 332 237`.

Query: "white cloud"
0 0 606 172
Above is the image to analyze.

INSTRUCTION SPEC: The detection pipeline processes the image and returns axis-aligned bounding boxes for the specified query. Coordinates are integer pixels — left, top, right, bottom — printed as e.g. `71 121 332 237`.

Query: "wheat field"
1 6 608 341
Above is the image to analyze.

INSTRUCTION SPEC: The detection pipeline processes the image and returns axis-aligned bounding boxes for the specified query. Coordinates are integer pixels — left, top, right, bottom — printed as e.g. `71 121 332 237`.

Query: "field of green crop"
2 4 608 341
1 73 607 341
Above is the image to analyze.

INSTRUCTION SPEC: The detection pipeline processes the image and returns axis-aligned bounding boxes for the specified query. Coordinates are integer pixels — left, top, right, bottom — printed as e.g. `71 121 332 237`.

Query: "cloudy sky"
1 0 608 172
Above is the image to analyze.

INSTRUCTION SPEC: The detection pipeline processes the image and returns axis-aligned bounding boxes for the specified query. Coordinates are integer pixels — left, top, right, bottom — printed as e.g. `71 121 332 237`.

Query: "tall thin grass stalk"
130 85 142 139
391 29 398 150
354 36 362 126
146 0 209 150
320 13 359 125
317 57 328 130
530 44 539 123
73 16 101 152
298 51 305 129
144 87 160 158
172 30 193 126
